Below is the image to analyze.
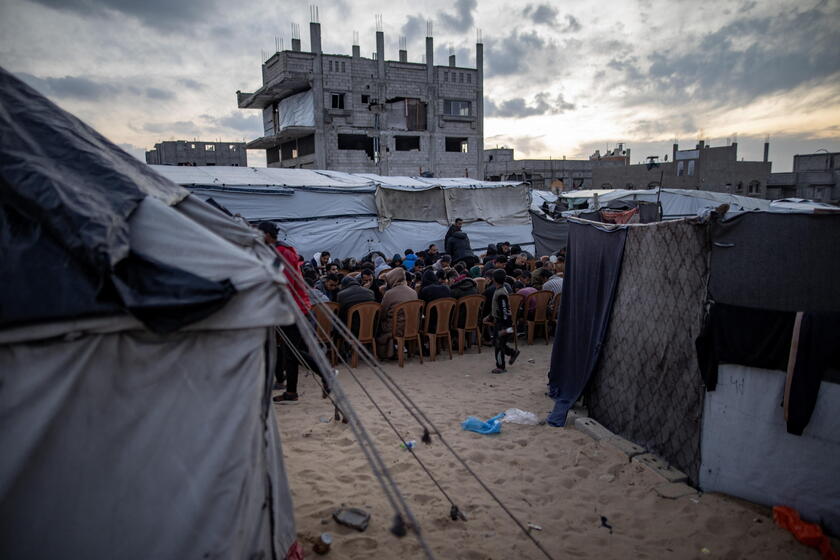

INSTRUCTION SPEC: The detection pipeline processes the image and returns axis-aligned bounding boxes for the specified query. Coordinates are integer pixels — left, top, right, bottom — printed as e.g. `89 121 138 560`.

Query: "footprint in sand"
412 493 436 505
335 475 354 484
342 536 379 554
466 451 487 464
515 439 529 447
335 437 355 448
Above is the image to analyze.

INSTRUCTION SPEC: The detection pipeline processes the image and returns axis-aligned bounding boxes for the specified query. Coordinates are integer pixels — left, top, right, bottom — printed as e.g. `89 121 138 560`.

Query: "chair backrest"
551 292 563 321
346 301 381 341
456 295 484 330
423 297 457 335
507 293 524 322
391 300 424 338
526 290 554 321
312 303 337 342
526 258 537 271
474 277 487 292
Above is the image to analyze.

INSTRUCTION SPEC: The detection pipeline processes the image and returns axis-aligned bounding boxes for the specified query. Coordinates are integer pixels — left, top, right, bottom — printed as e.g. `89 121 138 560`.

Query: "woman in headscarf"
376 267 419 359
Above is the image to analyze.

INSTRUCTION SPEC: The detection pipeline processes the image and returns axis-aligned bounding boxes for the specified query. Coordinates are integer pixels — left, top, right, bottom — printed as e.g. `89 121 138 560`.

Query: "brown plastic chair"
526 258 537 271
507 293 524 350
525 290 554 345
421 297 456 361
312 302 339 364
391 300 425 367
346 302 381 368
454 295 484 355
474 277 487 293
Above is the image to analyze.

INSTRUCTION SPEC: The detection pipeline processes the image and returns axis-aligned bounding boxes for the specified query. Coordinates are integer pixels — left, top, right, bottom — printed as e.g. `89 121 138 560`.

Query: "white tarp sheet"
189 185 377 221
151 166 374 191
560 188 771 218
277 89 314 129
700 364 840 535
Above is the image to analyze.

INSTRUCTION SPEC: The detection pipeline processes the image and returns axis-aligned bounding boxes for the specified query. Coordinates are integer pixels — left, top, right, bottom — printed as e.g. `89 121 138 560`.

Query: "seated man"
337 275 376 335
376 268 419 359
314 272 340 302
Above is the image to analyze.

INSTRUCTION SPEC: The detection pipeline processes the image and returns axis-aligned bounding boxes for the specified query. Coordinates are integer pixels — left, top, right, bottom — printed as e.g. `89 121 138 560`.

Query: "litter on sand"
462 413 505 434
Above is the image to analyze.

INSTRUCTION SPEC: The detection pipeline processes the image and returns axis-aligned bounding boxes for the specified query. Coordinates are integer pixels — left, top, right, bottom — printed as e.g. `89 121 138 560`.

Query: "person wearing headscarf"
376 268 419 359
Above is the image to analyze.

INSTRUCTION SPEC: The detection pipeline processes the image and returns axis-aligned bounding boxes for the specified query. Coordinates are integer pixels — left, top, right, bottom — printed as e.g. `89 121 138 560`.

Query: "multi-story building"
236 18 483 177
767 151 840 203
145 140 247 166
484 145 630 191
592 141 772 198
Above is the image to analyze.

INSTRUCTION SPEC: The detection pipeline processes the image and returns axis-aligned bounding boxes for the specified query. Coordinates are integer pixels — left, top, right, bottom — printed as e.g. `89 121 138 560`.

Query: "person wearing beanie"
376 267 419 359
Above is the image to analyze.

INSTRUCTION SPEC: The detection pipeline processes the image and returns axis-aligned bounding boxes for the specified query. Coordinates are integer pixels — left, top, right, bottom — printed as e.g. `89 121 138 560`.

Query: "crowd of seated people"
297 240 566 362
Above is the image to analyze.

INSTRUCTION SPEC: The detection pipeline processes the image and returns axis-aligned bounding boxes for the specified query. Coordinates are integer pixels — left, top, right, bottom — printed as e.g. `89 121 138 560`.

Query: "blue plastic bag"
461 412 505 435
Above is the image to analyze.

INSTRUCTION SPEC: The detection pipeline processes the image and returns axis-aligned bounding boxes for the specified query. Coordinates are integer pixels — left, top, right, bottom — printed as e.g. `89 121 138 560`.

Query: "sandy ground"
273 341 824 560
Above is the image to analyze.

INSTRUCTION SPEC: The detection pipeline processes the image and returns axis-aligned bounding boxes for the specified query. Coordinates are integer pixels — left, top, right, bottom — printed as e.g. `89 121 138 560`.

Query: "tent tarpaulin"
530 211 570 256
277 89 314 129
1 69 298 559
709 212 840 312
547 220 627 426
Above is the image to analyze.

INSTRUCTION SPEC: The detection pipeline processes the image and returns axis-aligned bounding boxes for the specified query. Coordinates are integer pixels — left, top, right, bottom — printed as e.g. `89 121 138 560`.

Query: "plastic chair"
345 302 381 368
454 295 484 355
390 300 425 368
312 302 339 364
525 290 554 345
507 293 524 350
421 297 456 361
474 277 488 293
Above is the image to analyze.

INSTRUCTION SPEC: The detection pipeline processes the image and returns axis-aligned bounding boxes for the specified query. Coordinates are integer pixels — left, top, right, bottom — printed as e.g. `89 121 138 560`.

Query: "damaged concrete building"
236 18 484 177
145 140 247 166
484 145 630 191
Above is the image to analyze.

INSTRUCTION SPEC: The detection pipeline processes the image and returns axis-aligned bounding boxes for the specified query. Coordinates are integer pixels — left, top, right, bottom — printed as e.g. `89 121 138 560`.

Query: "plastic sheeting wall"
277 90 315 129
0 327 296 560
700 365 840 535
273 217 534 261
530 212 569 256
375 184 531 225
588 219 709 484
190 186 377 221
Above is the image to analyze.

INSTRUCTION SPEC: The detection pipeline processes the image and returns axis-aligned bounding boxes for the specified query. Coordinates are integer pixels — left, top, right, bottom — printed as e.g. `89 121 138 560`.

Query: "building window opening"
329 60 333 72
445 137 469 153
341 61 346 72
331 93 345 109
444 99 470 116
229 145 237 151
395 136 420 151
361 94 370 104
676 161 684 176
687 160 695 176
205 144 215 151
460 73 464 83
467 73 471 84
748 180 760 195
444 72 448 82
190 143 196 149
338 133 376 160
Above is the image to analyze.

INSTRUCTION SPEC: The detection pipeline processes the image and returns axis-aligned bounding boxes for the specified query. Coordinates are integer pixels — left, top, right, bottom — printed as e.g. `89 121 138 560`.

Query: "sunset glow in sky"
1 0 838 171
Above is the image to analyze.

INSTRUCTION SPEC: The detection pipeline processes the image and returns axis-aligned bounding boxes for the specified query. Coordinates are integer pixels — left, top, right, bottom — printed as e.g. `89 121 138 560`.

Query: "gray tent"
0 68 298 559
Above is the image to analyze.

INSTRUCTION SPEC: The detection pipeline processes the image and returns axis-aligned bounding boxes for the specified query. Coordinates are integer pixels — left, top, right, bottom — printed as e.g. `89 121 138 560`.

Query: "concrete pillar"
476 42 484 180
352 44 360 58
426 35 436 176
309 22 321 54
763 142 770 162
399 49 407 62
291 38 301 51
449 54 456 67
376 31 385 77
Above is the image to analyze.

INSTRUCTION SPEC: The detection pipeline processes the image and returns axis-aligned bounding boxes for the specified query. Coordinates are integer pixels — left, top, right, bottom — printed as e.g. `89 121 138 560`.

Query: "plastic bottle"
400 440 416 450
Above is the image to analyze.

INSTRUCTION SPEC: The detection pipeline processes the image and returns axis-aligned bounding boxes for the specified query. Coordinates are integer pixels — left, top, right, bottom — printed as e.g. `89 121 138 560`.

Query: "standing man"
444 218 464 250
485 269 520 374
258 221 324 403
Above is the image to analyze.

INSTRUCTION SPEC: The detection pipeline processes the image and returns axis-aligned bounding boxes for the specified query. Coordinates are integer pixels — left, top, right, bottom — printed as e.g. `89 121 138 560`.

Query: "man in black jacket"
445 219 477 267
337 276 375 333
485 269 519 373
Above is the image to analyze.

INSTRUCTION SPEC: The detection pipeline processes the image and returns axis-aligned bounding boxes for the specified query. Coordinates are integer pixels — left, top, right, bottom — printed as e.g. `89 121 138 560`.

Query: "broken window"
676 161 684 176
395 136 420 151
748 180 761 194
445 137 468 153
338 134 375 160
341 61 346 72
444 99 470 117
229 145 237 151
361 94 370 104
331 93 345 109
459 73 464 83
190 143 195 149
205 144 215 151
267 147 280 164
687 160 695 176
297 134 315 156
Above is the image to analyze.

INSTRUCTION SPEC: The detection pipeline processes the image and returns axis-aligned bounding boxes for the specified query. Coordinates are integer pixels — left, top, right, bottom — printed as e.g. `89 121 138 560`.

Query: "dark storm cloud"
486 92 575 118
17 72 117 100
608 3 840 108
483 30 561 78
437 0 477 33
522 4 558 26
29 0 219 30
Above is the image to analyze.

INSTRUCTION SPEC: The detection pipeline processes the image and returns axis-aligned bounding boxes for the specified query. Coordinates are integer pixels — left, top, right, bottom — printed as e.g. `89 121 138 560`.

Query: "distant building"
145 140 247 166
484 145 629 191
767 151 840 203
236 17 484 177
592 141 772 198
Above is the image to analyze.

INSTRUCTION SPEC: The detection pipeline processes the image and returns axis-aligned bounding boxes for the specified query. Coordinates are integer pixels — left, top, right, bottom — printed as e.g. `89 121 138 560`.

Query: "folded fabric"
461 413 505 434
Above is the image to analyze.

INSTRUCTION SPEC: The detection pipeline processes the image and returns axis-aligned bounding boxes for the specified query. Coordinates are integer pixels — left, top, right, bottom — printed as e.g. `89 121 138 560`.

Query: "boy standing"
486 269 520 374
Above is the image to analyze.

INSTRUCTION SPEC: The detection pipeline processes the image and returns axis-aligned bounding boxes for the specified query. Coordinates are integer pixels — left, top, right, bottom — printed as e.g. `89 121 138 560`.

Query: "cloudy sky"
1 0 838 171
